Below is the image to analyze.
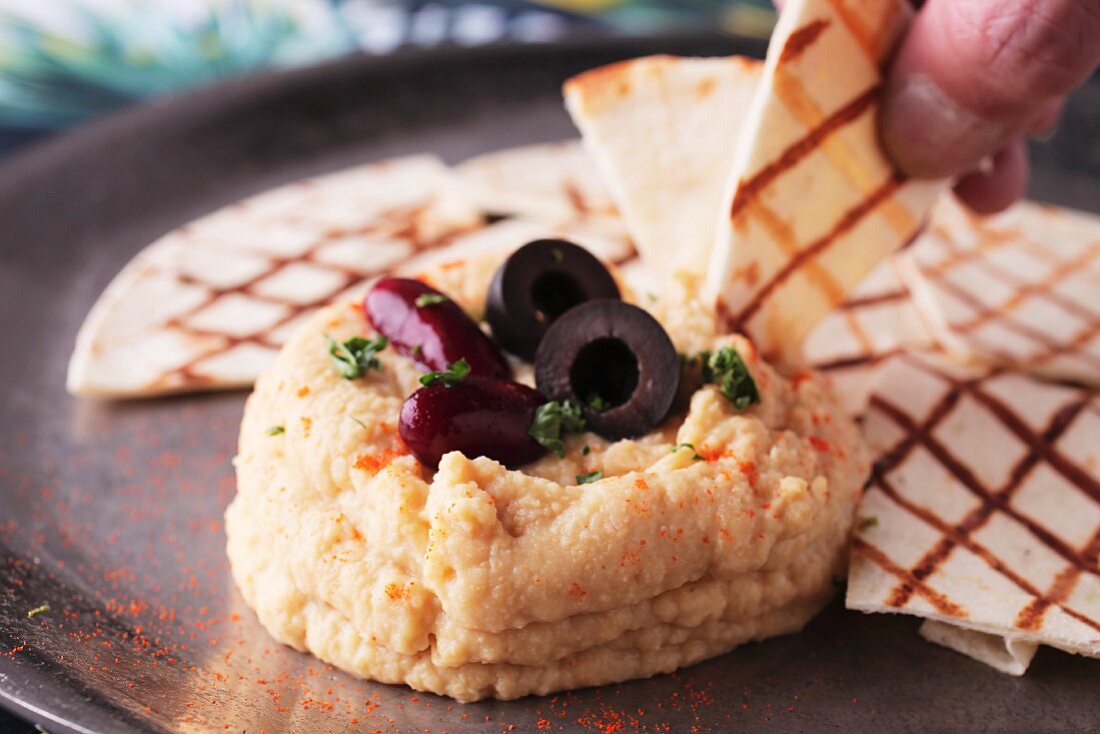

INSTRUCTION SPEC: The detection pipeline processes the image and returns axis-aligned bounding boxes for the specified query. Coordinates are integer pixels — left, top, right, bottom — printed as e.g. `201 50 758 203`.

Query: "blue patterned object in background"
0 0 651 154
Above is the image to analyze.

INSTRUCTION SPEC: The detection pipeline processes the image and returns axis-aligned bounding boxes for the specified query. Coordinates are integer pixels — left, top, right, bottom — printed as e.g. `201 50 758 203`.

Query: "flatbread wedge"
705 0 945 363
847 351 1100 674
918 619 1038 676
564 55 763 273
67 155 483 398
898 196 1100 387
801 256 936 415
452 141 633 253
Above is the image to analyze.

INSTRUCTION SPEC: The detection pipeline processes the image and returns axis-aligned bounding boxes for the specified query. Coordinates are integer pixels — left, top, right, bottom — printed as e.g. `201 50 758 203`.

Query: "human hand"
880 0 1100 212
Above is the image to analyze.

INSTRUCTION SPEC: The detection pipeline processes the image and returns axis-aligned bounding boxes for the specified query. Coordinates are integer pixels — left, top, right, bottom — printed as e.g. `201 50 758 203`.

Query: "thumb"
881 0 1100 179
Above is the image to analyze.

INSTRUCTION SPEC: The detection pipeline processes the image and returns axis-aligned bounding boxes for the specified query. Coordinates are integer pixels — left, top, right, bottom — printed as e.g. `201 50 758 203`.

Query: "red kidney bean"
365 277 510 379
399 378 546 468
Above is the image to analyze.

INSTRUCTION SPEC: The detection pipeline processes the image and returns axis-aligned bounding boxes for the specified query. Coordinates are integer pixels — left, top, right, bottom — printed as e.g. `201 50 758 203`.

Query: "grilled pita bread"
67 155 484 398
918 619 1038 676
898 195 1100 387
564 55 762 273
705 0 945 363
452 141 633 251
847 350 1100 674
802 257 937 414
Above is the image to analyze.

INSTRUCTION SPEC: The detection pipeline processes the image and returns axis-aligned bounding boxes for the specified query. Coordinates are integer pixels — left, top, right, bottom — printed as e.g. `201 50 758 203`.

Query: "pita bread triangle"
68 148 647 399
918 618 1037 676
452 140 636 263
67 155 485 398
846 350 1100 675
453 140 618 223
564 55 763 274
898 195 1100 387
704 0 946 363
801 256 937 415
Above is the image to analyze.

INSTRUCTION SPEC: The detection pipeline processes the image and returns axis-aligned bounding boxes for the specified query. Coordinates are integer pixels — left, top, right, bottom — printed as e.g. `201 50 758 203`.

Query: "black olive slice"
535 299 679 440
486 239 620 361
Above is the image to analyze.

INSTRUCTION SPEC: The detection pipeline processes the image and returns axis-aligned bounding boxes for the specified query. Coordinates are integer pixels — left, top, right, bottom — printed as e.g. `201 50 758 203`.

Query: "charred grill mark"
148 202 479 388
922 218 1100 370
927 274 1100 372
724 173 903 333
871 393 1096 577
821 0 891 63
780 19 831 63
870 473 1100 634
851 536 967 617
865 354 1100 634
953 245 1100 331
729 86 880 219
813 347 902 372
564 180 591 217
750 197 848 305
1020 528 1100 630
836 290 910 310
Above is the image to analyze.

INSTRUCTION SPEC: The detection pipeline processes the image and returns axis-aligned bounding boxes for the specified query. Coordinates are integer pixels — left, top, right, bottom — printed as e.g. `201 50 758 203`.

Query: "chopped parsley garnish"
27 603 50 619
576 470 603 485
529 400 586 458
671 442 704 460
703 347 760 410
412 344 424 358
420 358 471 388
858 516 879 532
582 445 591 457
350 416 367 429
266 425 285 436
551 247 564 264
587 392 610 412
326 334 388 379
415 293 448 307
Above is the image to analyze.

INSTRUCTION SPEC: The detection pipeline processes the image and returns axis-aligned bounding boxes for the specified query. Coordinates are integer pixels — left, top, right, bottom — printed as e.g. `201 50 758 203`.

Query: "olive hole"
570 338 639 410
531 271 588 325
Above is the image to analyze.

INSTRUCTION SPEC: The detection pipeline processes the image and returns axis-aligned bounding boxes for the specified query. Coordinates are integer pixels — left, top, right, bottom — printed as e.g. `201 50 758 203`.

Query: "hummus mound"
225 260 869 702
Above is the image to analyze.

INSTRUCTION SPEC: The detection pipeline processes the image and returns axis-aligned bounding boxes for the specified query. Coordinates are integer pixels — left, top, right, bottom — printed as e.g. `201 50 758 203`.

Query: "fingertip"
880 72 1006 179
951 140 1029 214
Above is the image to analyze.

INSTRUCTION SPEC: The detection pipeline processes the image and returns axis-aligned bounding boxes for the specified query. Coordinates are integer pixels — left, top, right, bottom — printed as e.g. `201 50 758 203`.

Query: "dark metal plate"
1 35 1098 734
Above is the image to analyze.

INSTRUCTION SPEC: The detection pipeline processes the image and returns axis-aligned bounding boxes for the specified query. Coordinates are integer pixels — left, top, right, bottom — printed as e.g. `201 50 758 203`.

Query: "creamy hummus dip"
225 258 869 701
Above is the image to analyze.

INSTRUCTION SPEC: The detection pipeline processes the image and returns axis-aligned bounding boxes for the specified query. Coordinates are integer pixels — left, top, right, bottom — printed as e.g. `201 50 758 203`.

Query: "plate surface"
1 36 1098 734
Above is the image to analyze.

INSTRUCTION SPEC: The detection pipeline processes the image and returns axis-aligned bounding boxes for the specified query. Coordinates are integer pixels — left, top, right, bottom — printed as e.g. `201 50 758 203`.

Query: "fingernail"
881 73 1009 179
1026 101 1062 142
1030 124 1059 143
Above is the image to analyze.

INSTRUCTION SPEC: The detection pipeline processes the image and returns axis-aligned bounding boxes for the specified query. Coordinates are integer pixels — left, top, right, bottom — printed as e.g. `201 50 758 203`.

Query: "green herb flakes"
576 471 603 485
420 358 471 388
27 603 50 619
529 400 586 458
415 293 448 307
326 334 388 379
703 347 761 410
858 516 879 532
587 392 610 412
671 442 704 460
266 425 285 436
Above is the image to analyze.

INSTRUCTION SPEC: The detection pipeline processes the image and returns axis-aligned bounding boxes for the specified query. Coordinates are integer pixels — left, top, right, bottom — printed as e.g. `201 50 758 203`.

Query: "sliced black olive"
486 239 620 361
535 299 679 440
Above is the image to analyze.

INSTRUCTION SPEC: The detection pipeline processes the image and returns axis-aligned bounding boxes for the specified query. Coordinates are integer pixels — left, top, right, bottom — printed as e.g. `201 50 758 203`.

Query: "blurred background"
0 0 779 157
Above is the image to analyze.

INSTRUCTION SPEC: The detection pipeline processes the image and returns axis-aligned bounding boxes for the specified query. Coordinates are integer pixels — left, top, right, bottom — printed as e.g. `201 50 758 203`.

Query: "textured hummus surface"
225 258 869 701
